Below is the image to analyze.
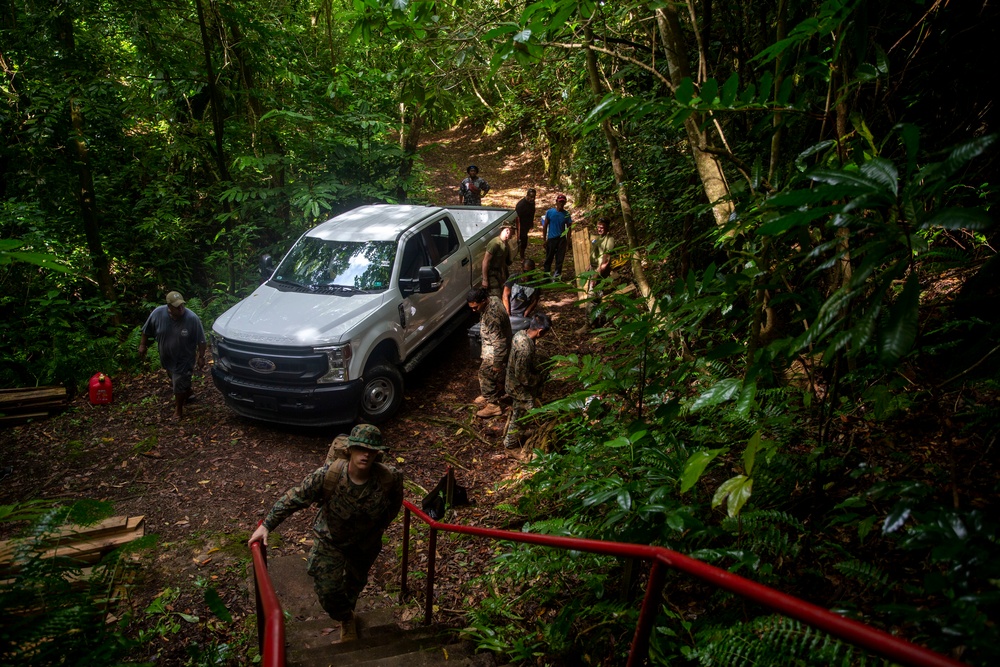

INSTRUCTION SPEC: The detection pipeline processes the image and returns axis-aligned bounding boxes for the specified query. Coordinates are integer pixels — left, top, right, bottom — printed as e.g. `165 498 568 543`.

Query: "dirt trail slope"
0 122 598 661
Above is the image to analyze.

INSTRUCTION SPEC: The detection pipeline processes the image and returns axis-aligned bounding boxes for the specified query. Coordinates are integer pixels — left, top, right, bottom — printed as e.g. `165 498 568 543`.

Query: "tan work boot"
339 614 357 642
476 403 502 418
473 395 488 406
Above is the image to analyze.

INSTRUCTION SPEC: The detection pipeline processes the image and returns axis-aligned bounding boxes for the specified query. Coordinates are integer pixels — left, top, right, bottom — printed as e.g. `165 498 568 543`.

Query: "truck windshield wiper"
273 277 306 289
328 284 359 293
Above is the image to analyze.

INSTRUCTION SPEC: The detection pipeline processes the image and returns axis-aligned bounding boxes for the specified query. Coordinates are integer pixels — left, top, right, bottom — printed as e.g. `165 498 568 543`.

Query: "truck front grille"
217 339 328 385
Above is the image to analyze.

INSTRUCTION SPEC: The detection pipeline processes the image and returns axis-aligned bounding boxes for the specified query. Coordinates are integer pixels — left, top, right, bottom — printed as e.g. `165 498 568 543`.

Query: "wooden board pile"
0 515 146 587
0 386 70 425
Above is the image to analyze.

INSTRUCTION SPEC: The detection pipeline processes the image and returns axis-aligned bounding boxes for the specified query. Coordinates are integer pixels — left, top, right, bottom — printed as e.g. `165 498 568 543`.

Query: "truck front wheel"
359 364 404 423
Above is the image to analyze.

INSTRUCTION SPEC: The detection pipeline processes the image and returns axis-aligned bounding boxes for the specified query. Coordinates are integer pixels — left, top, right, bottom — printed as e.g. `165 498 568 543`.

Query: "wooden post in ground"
572 228 592 304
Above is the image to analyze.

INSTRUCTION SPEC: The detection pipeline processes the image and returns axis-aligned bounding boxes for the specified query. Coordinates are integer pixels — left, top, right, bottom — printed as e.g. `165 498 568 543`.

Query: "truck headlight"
315 344 352 383
211 335 231 372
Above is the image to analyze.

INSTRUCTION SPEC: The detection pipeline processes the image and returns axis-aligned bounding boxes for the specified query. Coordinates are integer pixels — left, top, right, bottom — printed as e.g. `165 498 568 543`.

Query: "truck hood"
212 284 385 347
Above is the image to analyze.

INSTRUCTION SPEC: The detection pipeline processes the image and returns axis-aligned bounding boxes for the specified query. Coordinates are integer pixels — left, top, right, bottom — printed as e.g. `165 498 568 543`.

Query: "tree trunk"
655 7 733 228
583 24 653 302
768 0 788 185
195 0 237 291
56 13 119 324
397 103 424 202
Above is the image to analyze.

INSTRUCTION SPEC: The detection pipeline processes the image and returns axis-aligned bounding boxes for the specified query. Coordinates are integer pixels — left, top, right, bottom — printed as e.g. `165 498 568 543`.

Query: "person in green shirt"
587 218 616 323
482 222 514 297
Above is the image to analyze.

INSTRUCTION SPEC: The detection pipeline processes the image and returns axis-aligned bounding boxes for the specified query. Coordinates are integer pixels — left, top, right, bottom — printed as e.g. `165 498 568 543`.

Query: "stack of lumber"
0 515 146 578
0 386 69 425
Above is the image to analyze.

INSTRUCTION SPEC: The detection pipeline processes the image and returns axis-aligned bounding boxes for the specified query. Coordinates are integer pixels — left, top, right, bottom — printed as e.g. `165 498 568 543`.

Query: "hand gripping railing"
400 500 967 667
250 540 286 667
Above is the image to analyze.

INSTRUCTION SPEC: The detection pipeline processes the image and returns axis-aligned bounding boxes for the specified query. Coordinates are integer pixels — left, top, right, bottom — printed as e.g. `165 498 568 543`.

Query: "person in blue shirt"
542 194 572 279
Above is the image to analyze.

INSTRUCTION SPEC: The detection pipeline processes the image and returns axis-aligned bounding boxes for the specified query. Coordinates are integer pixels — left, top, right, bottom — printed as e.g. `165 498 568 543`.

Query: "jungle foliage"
2 0 998 665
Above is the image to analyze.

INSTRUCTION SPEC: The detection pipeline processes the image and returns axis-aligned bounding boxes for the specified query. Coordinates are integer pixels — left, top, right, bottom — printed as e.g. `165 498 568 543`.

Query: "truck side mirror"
418 266 442 293
260 254 275 284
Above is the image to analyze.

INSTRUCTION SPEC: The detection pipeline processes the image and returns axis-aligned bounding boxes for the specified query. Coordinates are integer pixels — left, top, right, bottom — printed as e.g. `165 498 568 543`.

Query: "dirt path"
0 123 597 661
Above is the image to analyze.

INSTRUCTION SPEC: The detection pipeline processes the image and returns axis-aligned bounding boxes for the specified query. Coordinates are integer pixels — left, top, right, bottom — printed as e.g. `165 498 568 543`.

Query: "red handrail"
250 540 286 667
400 500 966 667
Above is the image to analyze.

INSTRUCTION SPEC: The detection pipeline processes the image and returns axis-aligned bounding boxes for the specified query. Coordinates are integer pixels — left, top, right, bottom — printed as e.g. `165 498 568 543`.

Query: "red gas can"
88 373 113 405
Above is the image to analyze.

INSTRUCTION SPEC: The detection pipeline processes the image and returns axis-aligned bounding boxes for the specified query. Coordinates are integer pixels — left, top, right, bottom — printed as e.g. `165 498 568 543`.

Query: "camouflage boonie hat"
348 424 387 451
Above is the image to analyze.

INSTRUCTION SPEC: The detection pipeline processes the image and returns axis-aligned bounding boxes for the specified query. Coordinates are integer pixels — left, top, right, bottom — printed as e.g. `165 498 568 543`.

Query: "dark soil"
0 123 599 662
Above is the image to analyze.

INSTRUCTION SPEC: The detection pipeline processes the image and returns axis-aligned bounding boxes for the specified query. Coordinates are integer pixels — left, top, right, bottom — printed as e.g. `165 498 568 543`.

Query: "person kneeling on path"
248 425 404 643
504 313 552 450
503 258 541 319
468 287 512 418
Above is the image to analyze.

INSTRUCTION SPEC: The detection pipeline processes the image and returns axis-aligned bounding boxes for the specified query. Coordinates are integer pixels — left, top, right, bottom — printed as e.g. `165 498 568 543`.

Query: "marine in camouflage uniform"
504 316 551 449
482 226 513 298
467 289 512 416
478 294 512 404
259 425 404 622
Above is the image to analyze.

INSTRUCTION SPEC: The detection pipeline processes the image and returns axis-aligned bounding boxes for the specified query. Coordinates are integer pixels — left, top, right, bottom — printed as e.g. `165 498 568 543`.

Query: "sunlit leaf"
680 448 725 493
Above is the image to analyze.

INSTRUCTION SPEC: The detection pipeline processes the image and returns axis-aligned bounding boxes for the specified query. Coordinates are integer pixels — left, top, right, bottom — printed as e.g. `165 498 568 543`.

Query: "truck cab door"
397 217 467 353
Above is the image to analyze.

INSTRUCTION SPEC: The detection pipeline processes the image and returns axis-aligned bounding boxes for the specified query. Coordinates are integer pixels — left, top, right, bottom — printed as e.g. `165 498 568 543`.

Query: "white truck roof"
306 205 511 244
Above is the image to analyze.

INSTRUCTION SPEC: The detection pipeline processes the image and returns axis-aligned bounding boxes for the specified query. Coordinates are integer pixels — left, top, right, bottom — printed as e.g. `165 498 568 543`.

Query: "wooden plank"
0 516 145 572
572 228 592 303
0 387 67 403
0 412 52 425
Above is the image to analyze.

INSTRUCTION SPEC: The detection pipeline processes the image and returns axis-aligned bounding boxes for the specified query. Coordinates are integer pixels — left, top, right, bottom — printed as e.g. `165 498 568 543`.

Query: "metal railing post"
254 543 267 656
627 560 666 667
401 506 411 601
424 526 437 625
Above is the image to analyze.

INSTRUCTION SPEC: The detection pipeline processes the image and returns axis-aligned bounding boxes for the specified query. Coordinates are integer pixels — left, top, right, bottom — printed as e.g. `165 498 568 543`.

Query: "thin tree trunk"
195 0 231 183
397 103 424 202
655 7 733 228
69 96 118 322
583 24 653 302
768 0 788 185
56 13 119 324
195 0 237 291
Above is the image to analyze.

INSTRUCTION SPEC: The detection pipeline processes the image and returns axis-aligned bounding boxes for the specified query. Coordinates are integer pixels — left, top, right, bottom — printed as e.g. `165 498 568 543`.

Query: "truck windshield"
273 237 395 292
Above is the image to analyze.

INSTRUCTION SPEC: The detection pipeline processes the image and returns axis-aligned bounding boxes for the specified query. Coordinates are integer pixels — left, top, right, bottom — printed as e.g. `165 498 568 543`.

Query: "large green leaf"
712 475 753 518
720 72 739 106
879 273 920 366
699 78 718 104
680 448 725 493
860 158 898 197
690 378 741 412
675 77 695 105
919 207 993 231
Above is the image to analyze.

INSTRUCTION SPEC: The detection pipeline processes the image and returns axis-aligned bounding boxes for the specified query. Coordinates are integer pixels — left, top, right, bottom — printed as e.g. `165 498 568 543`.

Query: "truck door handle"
462 258 469 266
398 303 405 327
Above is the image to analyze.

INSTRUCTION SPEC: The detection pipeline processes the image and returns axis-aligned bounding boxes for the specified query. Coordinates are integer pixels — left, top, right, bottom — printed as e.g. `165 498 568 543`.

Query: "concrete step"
264 554 494 666
348 640 489 667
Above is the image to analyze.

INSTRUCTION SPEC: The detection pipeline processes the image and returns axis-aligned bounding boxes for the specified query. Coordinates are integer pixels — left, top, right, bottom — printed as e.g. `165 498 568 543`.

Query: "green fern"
833 558 889 590
690 615 889 666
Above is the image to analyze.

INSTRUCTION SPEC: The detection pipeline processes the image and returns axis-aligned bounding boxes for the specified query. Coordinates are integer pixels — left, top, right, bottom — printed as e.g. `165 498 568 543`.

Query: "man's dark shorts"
166 369 193 396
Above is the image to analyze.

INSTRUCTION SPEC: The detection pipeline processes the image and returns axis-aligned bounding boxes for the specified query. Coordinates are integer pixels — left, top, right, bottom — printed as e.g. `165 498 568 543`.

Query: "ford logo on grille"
248 358 277 373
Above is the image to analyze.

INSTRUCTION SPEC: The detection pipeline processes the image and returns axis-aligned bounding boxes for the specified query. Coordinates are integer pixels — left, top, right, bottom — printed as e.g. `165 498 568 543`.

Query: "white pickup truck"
211 204 515 426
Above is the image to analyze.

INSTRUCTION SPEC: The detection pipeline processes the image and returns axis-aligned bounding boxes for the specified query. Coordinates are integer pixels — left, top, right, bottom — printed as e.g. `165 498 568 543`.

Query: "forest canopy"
2 0 998 664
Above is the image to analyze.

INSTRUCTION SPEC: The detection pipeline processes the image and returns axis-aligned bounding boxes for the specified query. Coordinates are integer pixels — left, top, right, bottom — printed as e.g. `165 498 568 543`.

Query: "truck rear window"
273 238 395 292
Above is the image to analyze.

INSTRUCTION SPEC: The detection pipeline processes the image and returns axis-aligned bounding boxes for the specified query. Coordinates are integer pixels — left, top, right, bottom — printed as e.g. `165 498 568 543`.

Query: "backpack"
322 434 395 502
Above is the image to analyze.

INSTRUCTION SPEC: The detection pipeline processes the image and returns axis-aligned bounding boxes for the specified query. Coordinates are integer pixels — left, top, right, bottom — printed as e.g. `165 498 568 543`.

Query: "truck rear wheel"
359 364 403 423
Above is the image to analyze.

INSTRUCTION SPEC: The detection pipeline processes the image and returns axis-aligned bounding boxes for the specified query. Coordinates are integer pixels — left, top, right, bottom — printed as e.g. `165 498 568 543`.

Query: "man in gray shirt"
139 291 207 418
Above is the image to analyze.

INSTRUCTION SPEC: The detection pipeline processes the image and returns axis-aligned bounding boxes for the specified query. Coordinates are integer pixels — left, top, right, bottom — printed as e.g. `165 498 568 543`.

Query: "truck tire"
359 364 404 423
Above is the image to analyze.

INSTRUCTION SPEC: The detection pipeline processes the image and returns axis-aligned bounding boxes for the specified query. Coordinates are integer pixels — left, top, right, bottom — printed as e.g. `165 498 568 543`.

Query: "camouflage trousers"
479 356 506 403
306 538 381 622
503 397 536 449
